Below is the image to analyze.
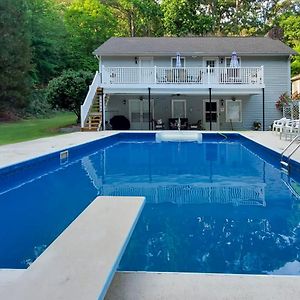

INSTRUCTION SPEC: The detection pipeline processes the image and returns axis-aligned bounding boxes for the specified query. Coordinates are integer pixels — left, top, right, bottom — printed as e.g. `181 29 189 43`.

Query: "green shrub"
46 70 93 123
25 89 52 118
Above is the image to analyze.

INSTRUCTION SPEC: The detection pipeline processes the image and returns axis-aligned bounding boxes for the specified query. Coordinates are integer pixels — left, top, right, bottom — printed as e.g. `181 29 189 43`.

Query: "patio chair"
280 119 300 140
272 117 289 134
168 118 189 130
153 119 165 130
189 120 202 130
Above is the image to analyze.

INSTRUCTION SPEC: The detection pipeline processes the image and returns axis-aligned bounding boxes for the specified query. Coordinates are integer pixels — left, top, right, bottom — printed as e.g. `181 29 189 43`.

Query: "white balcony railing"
102 66 264 86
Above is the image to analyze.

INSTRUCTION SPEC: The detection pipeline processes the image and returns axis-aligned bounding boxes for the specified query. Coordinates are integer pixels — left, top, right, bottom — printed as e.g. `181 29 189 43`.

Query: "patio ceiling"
103 85 263 96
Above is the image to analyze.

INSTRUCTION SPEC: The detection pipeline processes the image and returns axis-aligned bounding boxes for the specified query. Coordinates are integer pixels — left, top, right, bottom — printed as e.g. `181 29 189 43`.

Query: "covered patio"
102 86 266 131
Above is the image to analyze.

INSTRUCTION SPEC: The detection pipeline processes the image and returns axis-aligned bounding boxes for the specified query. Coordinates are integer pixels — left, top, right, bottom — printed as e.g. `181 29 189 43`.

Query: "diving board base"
156 131 202 143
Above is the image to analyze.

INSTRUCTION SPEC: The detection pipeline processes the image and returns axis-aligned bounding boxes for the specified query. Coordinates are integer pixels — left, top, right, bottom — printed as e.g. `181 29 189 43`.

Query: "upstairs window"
225 57 241 67
171 57 185 68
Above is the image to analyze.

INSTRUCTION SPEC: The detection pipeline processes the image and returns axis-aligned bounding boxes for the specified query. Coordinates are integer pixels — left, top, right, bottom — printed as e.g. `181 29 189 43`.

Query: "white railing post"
261 65 264 85
208 66 210 84
154 66 157 83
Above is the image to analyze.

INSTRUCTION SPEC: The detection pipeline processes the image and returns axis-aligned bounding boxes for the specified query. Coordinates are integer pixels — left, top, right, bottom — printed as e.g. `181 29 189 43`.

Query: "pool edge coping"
1 130 300 299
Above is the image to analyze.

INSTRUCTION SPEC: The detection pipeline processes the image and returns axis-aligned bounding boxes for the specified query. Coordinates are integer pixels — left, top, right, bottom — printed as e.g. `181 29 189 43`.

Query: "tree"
279 14 300 76
0 0 32 115
27 0 69 85
161 0 214 36
64 0 117 71
103 0 163 37
46 70 93 122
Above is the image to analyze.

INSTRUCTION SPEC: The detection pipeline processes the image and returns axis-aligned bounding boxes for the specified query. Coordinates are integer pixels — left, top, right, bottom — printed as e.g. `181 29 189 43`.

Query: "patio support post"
209 88 212 131
148 87 151 130
262 88 265 131
101 88 105 131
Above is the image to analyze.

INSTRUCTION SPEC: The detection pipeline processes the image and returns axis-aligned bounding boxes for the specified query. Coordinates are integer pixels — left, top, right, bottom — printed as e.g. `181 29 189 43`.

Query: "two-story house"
81 37 296 131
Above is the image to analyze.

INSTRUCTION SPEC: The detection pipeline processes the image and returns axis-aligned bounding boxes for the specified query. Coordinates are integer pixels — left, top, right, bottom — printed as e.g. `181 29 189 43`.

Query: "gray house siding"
102 55 290 130
242 56 290 130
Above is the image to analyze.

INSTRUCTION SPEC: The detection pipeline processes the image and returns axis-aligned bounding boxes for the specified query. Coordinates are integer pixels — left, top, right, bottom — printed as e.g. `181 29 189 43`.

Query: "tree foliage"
279 14 300 76
64 0 117 71
0 0 32 114
27 0 68 85
103 0 163 37
161 0 215 36
0 0 299 118
46 70 93 122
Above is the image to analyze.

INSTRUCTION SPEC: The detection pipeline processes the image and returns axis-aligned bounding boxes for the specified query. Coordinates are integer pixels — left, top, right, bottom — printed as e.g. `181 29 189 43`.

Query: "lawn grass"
0 112 77 145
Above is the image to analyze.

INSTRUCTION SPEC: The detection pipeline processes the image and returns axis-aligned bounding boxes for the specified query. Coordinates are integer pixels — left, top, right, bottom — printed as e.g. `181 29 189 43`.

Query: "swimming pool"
1 133 300 275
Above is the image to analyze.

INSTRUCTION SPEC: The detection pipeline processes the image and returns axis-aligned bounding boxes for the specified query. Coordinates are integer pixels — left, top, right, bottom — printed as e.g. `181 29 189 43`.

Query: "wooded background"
0 0 299 118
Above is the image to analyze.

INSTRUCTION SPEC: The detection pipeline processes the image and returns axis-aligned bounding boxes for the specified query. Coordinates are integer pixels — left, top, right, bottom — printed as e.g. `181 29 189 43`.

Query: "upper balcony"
101 66 264 88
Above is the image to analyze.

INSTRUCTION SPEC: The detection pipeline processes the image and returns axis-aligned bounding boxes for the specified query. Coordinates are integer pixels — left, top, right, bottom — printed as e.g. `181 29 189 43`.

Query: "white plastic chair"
280 119 300 140
272 118 289 134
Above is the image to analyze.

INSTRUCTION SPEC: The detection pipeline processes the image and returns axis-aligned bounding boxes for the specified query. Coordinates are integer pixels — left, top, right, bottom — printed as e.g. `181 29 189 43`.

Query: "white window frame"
225 57 242 67
172 99 186 118
171 57 186 68
226 100 242 122
203 57 219 68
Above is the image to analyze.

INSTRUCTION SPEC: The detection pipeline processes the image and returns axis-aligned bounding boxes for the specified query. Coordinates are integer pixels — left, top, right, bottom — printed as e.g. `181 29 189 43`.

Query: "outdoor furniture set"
272 117 300 140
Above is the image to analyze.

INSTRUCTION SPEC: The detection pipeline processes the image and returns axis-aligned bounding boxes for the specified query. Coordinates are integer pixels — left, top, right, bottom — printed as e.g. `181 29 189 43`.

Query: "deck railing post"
101 89 105 131
154 66 157 84
262 87 265 131
148 87 151 130
261 65 264 85
209 88 212 131
208 66 211 84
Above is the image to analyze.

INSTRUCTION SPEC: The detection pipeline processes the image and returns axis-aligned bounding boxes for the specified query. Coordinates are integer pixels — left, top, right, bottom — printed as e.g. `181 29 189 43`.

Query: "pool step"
280 160 289 174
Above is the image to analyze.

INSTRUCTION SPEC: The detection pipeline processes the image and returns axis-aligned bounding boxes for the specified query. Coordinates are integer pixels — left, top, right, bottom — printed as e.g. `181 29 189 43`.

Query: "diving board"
0 196 145 300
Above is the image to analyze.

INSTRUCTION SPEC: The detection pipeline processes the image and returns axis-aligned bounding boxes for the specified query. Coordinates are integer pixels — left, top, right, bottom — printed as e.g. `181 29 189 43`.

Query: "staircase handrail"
80 71 100 128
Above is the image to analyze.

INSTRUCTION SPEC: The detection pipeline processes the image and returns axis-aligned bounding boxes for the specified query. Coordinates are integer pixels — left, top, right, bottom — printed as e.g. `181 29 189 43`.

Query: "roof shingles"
94 37 297 56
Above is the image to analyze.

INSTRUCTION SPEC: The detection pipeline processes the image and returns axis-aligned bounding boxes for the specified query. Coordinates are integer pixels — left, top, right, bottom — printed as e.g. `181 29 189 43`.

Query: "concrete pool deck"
0 130 300 299
0 130 299 168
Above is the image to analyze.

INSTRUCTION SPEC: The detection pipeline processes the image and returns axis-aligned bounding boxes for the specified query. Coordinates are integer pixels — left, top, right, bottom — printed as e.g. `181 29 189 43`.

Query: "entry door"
172 99 186 118
204 58 218 84
129 99 154 130
203 100 219 130
139 57 153 83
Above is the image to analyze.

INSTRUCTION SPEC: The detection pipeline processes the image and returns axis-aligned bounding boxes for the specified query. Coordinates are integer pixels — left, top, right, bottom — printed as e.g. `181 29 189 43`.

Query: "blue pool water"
0 133 300 275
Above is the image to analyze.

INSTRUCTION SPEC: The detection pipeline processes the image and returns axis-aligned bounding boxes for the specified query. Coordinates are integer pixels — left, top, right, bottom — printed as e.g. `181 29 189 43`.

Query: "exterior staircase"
81 87 103 131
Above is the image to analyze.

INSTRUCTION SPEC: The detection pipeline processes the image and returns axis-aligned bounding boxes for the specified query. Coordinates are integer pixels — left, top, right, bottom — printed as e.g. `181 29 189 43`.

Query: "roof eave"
95 51 296 57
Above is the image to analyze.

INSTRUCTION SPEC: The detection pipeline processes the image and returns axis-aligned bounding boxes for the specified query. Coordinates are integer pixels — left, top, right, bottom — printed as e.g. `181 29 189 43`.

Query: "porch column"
148 87 151 130
209 88 212 131
101 88 105 131
262 88 265 131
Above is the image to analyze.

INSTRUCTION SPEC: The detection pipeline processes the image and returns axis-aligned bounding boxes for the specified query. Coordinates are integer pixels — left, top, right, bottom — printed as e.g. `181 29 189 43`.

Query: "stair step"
280 161 289 167
81 128 98 132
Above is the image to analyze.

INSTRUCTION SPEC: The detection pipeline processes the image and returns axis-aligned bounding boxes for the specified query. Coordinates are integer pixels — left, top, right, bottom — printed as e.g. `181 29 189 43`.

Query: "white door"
139 57 153 83
172 99 186 118
129 99 154 130
203 100 219 130
204 58 218 84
